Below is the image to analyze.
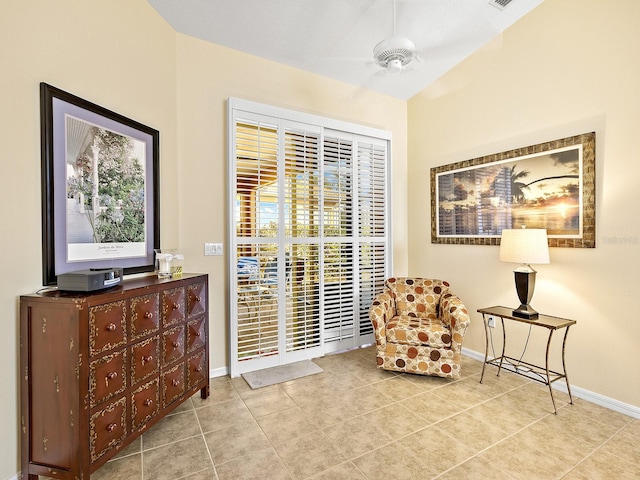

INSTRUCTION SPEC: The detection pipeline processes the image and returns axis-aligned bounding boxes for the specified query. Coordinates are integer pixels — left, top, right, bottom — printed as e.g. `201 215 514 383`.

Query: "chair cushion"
385 314 452 348
385 278 449 318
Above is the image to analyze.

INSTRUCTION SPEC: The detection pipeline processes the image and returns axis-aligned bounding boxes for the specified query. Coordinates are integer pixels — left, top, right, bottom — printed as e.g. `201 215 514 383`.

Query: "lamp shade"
499 228 550 265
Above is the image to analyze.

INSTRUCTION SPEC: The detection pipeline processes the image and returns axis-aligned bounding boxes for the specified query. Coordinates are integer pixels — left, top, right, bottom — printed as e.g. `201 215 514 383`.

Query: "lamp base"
512 304 539 320
512 268 539 319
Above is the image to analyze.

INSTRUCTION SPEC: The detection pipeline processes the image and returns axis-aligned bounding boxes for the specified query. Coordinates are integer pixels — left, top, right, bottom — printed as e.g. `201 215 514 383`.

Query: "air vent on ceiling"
489 0 514 10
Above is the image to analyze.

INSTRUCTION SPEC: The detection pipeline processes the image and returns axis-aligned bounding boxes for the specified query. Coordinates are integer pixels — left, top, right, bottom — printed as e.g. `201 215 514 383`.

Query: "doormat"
242 360 323 389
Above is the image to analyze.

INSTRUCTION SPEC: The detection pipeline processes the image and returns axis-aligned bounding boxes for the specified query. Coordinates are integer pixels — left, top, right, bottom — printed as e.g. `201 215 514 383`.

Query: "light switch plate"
204 243 223 256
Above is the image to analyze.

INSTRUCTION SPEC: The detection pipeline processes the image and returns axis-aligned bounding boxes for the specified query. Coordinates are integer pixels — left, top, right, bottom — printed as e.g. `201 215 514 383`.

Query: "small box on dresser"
19 273 210 480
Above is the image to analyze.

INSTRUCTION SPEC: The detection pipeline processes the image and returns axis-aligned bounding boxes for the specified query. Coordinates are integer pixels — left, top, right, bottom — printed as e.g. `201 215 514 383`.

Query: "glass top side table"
478 306 576 414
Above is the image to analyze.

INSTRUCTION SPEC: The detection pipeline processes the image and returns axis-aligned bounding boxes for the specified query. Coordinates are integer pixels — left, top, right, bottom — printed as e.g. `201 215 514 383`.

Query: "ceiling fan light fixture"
373 36 416 72
386 58 403 73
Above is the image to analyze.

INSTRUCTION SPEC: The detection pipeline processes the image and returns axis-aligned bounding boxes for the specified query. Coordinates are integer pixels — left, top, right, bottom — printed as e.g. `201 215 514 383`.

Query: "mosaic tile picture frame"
431 132 595 248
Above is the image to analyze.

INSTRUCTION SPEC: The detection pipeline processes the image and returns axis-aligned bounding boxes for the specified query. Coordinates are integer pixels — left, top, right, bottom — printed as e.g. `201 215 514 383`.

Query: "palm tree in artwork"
509 165 530 203
491 165 531 204
492 164 579 205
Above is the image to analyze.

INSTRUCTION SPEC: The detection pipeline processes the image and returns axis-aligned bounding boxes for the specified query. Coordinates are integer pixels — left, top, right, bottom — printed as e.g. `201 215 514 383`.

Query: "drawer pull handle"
172 379 180 387
194 296 201 303
144 311 154 319
172 303 181 310
106 323 117 332
144 399 153 407
142 355 154 364
195 366 202 372
195 331 201 337
107 423 117 432
107 372 118 379
105 371 118 387
172 341 180 348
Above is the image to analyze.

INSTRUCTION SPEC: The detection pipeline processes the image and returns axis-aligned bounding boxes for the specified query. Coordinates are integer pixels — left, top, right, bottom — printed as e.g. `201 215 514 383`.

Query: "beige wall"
1 1 177 477
174 34 407 370
408 0 640 409
0 1 407 477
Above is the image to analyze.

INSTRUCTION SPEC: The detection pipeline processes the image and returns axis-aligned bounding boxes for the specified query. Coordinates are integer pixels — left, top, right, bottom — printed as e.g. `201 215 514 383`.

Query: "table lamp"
499 227 550 319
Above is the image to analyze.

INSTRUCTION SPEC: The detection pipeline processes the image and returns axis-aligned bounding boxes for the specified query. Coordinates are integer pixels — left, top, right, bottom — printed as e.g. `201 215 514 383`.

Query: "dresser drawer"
130 293 160 341
90 351 127 407
90 396 127 463
90 301 127 356
162 287 185 327
131 336 159 385
187 316 206 353
162 363 185 408
131 378 159 432
187 282 207 318
187 350 207 390
26 303 76 469
162 325 185 366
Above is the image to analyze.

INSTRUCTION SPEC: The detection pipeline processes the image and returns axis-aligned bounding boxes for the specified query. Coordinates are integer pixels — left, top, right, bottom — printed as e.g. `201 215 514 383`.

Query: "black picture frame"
40 83 160 285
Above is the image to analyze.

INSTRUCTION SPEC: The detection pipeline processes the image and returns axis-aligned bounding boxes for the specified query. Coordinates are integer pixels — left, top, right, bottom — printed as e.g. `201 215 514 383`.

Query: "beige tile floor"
71 347 639 480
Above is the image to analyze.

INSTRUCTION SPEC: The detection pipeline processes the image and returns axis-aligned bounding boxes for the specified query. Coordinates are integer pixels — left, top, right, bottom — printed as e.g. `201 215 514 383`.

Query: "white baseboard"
210 365 229 378
462 347 640 419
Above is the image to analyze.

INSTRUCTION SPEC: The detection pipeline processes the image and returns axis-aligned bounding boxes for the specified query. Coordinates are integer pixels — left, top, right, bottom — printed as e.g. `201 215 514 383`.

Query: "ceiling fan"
344 0 506 99
373 36 417 74
372 0 419 74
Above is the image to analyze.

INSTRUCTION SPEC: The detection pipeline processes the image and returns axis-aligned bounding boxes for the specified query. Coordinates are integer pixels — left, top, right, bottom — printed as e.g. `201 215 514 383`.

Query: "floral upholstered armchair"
369 278 470 380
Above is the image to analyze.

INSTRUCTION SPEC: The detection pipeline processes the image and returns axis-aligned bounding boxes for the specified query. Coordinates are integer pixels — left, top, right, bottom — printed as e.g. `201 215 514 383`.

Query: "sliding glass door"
229 99 389 376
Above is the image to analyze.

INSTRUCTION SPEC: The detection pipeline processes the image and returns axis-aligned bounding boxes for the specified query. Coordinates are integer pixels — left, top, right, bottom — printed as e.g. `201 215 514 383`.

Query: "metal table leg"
480 313 489 383
496 317 506 377
545 329 558 414
562 326 574 405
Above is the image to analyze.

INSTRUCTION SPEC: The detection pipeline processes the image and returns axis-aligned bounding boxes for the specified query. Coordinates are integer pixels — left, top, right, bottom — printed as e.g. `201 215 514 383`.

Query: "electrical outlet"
487 315 496 328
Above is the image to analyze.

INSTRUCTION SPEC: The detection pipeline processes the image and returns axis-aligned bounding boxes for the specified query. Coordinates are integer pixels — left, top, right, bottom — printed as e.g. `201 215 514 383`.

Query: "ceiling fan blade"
347 68 389 101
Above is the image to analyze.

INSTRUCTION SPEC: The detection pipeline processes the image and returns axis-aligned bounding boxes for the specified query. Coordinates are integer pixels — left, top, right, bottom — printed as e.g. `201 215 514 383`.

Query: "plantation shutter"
229 99 390 377
357 140 388 341
234 119 280 364
284 127 322 355
322 134 356 351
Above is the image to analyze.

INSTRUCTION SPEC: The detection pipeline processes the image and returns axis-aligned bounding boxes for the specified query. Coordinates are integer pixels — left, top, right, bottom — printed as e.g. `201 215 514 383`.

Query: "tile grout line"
191 397 221 480
557 418 636 479
235 365 603 479
261 383 300 479
265 365 527 478
293 357 616 477
140 436 144 480
341 377 556 476
230 375 296 479
431 407 559 479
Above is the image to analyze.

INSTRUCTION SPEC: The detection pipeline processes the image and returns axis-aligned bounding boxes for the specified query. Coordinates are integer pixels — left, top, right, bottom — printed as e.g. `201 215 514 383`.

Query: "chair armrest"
369 290 396 346
440 292 470 351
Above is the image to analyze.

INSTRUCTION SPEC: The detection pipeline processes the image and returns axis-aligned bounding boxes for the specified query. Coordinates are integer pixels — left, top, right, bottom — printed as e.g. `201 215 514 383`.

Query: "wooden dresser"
19 273 209 480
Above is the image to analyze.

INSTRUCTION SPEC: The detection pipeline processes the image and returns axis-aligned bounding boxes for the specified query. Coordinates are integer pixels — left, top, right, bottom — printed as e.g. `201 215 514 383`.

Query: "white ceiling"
146 0 543 100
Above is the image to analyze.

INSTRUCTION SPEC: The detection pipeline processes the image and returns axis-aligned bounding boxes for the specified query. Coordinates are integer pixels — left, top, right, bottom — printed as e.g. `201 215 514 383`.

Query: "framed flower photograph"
40 83 160 285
